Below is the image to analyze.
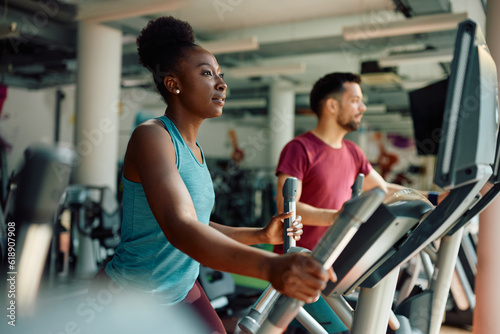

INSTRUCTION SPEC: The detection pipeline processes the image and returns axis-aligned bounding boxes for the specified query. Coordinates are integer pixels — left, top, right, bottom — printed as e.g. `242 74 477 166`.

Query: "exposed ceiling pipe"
6 0 77 24
400 0 452 16
392 0 414 18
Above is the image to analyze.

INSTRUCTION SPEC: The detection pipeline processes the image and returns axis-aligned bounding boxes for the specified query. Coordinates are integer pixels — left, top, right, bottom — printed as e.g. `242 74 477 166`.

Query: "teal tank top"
105 115 215 305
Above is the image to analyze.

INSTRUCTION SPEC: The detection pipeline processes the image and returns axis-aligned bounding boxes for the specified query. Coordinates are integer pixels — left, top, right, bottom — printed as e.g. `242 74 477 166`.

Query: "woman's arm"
209 213 303 245
125 122 327 302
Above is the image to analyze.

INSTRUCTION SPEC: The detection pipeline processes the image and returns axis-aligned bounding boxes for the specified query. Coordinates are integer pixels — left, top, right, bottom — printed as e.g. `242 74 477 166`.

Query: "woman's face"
175 47 227 119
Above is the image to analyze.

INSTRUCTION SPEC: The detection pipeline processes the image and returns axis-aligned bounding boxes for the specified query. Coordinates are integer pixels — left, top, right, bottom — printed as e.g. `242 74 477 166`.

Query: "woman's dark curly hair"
309 72 361 116
137 16 198 103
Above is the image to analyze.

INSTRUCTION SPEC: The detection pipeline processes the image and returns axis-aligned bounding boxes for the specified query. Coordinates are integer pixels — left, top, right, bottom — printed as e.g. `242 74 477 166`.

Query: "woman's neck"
164 107 202 147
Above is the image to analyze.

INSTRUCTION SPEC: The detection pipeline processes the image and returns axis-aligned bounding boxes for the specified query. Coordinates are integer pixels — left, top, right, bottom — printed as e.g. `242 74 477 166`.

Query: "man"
275 72 408 254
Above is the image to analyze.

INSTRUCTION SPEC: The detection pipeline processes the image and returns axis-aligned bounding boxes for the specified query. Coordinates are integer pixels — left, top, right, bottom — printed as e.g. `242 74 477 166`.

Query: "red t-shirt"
275 132 372 253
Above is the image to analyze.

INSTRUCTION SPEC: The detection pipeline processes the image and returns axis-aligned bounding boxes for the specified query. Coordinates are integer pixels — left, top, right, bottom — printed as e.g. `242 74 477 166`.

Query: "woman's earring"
175 89 180 94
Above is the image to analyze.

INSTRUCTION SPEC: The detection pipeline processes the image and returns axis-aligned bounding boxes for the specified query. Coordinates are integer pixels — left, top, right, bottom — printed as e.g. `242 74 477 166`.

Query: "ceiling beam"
76 0 185 23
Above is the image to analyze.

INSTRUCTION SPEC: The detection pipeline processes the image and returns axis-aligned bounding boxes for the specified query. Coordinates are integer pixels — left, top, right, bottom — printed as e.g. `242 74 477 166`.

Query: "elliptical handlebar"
239 186 385 334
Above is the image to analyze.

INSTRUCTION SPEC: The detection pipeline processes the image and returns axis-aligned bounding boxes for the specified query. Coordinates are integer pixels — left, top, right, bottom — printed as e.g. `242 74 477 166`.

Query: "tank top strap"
157 115 185 144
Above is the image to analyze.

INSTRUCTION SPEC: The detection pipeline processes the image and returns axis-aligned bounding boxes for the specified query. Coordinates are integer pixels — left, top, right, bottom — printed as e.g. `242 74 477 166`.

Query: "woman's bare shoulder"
124 118 176 181
130 118 171 144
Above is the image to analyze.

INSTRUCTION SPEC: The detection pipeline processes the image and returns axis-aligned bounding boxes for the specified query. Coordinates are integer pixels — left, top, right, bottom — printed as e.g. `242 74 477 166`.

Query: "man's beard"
339 119 361 132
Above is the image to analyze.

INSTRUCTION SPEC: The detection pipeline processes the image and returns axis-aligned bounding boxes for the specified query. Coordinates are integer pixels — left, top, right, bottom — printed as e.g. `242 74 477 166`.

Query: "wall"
0 86 162 177
0 85 76 176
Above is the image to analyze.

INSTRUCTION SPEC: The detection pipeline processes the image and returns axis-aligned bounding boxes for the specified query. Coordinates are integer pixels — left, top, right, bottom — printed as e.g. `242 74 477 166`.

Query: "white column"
75 22 122 192
74 22 122 277
268 80 295 169
474 2 500 333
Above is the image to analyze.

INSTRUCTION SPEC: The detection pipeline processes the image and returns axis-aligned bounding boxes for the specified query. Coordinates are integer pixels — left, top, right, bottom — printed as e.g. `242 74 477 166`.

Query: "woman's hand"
267 252 333 304
262 212 303 245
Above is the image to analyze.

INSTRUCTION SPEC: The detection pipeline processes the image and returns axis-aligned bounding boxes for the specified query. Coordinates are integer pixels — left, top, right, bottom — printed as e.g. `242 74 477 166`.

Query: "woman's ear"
163 75 180 94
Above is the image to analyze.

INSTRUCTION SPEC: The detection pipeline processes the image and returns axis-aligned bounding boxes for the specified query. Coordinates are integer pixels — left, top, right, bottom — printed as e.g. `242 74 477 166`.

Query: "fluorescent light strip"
442 31 472 175
378 49 454 67
362 114 402 122
343 12 467 41
229 63 306 78
200 36 259 55
365 104 387 114
223 98 267 109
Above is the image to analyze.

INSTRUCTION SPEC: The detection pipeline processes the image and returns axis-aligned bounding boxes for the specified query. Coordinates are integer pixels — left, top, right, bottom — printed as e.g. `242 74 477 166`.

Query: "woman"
99 16 332 333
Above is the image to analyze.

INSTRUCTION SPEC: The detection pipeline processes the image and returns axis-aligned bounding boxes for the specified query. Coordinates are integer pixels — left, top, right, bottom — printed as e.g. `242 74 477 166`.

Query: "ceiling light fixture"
200 36 259 55
378 48 454 67
228 63 306 78
342 12 467 41
365 104 387 114
223 98 267 109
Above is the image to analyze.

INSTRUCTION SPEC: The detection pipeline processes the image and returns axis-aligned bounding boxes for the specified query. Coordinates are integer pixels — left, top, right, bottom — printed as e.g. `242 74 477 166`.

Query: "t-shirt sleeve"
349 141 373 176
275 139 309 181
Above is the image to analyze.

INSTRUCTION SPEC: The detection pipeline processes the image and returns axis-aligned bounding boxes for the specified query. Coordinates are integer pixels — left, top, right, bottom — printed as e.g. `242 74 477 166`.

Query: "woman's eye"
219 73 224 79
203 71 213 76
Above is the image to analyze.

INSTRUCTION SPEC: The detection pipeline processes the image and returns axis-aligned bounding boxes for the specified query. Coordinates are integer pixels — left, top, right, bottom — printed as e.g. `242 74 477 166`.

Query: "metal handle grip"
283 177 298 252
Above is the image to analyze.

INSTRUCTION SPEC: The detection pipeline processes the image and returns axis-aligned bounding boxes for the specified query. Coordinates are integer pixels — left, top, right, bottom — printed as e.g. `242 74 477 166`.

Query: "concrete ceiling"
0 0 487 135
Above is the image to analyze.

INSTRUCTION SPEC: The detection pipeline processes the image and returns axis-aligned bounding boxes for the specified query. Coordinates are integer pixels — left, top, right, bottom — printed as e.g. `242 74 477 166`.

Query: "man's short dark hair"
309 72 362 116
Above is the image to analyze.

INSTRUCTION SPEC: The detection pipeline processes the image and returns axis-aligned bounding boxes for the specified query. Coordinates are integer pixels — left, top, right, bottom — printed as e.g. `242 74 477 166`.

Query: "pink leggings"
182 281 227 334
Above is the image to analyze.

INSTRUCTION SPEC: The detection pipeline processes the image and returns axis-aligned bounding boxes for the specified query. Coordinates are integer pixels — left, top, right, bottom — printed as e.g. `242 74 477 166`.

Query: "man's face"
336 82 367 132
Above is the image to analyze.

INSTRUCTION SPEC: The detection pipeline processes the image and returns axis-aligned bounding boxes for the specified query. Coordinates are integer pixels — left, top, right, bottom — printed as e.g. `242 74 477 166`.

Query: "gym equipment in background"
0 140 12 267
6 143 76 315
209 158 276 228
198 265 237 311
54 185 121 277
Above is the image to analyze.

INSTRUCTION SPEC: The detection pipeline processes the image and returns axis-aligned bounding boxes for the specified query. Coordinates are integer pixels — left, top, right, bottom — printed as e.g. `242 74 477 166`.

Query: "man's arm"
363 169 448 204
362 169 406 194
276 173 338 226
